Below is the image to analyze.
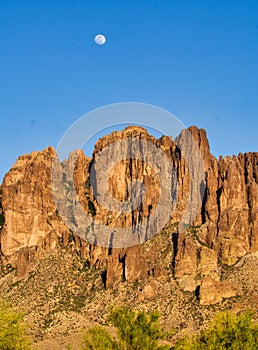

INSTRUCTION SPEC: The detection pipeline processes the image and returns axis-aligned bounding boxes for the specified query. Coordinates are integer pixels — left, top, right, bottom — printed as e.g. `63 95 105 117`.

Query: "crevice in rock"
172 231 178 274
101 269 107 288
108 233 115 254
195 285 200 300
119 253 126 281
196 247 201 267
216 186 222 237
244 155 256 250
0 185 4 232
200 178 207 225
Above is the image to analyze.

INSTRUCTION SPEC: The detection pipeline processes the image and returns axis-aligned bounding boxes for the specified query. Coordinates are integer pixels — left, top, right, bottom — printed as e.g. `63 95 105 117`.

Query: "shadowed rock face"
0 126 257 304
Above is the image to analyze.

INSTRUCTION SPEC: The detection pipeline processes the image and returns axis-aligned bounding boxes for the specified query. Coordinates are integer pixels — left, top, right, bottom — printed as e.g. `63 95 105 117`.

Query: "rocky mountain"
0 125 257 349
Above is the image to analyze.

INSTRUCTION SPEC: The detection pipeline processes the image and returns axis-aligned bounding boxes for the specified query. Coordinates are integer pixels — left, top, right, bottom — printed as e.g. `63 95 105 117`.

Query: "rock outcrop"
0 126 257 304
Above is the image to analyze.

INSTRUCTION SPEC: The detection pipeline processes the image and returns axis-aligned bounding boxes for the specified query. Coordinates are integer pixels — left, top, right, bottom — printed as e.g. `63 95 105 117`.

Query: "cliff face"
0 126 257 304
0 147 70 278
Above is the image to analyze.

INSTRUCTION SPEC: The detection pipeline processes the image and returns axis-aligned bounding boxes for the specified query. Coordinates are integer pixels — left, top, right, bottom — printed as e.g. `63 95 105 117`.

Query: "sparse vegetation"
0 300 31 350
88 200 96 217
84 177 91 191
189 226 208 247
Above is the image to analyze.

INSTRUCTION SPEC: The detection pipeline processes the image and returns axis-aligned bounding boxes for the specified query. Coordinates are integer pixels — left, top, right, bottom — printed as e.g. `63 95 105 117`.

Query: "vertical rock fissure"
171 231 178 274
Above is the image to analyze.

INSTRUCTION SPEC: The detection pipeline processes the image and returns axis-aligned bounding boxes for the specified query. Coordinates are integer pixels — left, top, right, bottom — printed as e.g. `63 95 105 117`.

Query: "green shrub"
81 326 118 350
0 301 31 350
81 306 170 350
109 306 169 350
173 310 258 350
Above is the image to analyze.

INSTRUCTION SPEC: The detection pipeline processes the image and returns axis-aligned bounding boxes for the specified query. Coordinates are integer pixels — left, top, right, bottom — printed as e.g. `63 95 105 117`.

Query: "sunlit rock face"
0 126 257 304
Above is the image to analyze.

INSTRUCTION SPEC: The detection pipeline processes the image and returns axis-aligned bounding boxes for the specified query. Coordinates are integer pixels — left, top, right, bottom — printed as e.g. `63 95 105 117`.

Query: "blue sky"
0 0 258 181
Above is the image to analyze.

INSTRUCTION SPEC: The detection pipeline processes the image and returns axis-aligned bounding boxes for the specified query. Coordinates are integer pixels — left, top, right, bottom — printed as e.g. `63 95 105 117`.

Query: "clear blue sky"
0 0 258 182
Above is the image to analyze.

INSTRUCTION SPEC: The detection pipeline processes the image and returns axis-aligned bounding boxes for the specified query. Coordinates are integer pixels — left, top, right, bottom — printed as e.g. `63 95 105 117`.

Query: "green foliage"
0 301 31 350
109 306 169 350
81 326 118 350
173 310 258 350
81 306 169 350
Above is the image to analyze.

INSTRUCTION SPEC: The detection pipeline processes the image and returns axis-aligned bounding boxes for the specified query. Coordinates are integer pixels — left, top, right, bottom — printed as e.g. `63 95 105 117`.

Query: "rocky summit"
0 126 257 349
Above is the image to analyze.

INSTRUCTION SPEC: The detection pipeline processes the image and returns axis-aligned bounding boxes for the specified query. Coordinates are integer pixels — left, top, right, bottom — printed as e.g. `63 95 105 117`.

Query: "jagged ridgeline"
0 125 258 308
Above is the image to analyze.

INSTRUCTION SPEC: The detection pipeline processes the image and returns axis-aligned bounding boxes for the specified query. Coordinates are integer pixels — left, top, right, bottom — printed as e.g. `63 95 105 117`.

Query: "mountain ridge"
0 125 257 348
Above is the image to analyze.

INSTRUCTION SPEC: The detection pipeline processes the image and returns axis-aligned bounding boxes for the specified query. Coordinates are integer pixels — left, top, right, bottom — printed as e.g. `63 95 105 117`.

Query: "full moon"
94 34 106 45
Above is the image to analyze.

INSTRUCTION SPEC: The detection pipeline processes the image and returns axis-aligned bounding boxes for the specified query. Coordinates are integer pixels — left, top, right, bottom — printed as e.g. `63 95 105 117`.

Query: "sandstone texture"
0 125 258 307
